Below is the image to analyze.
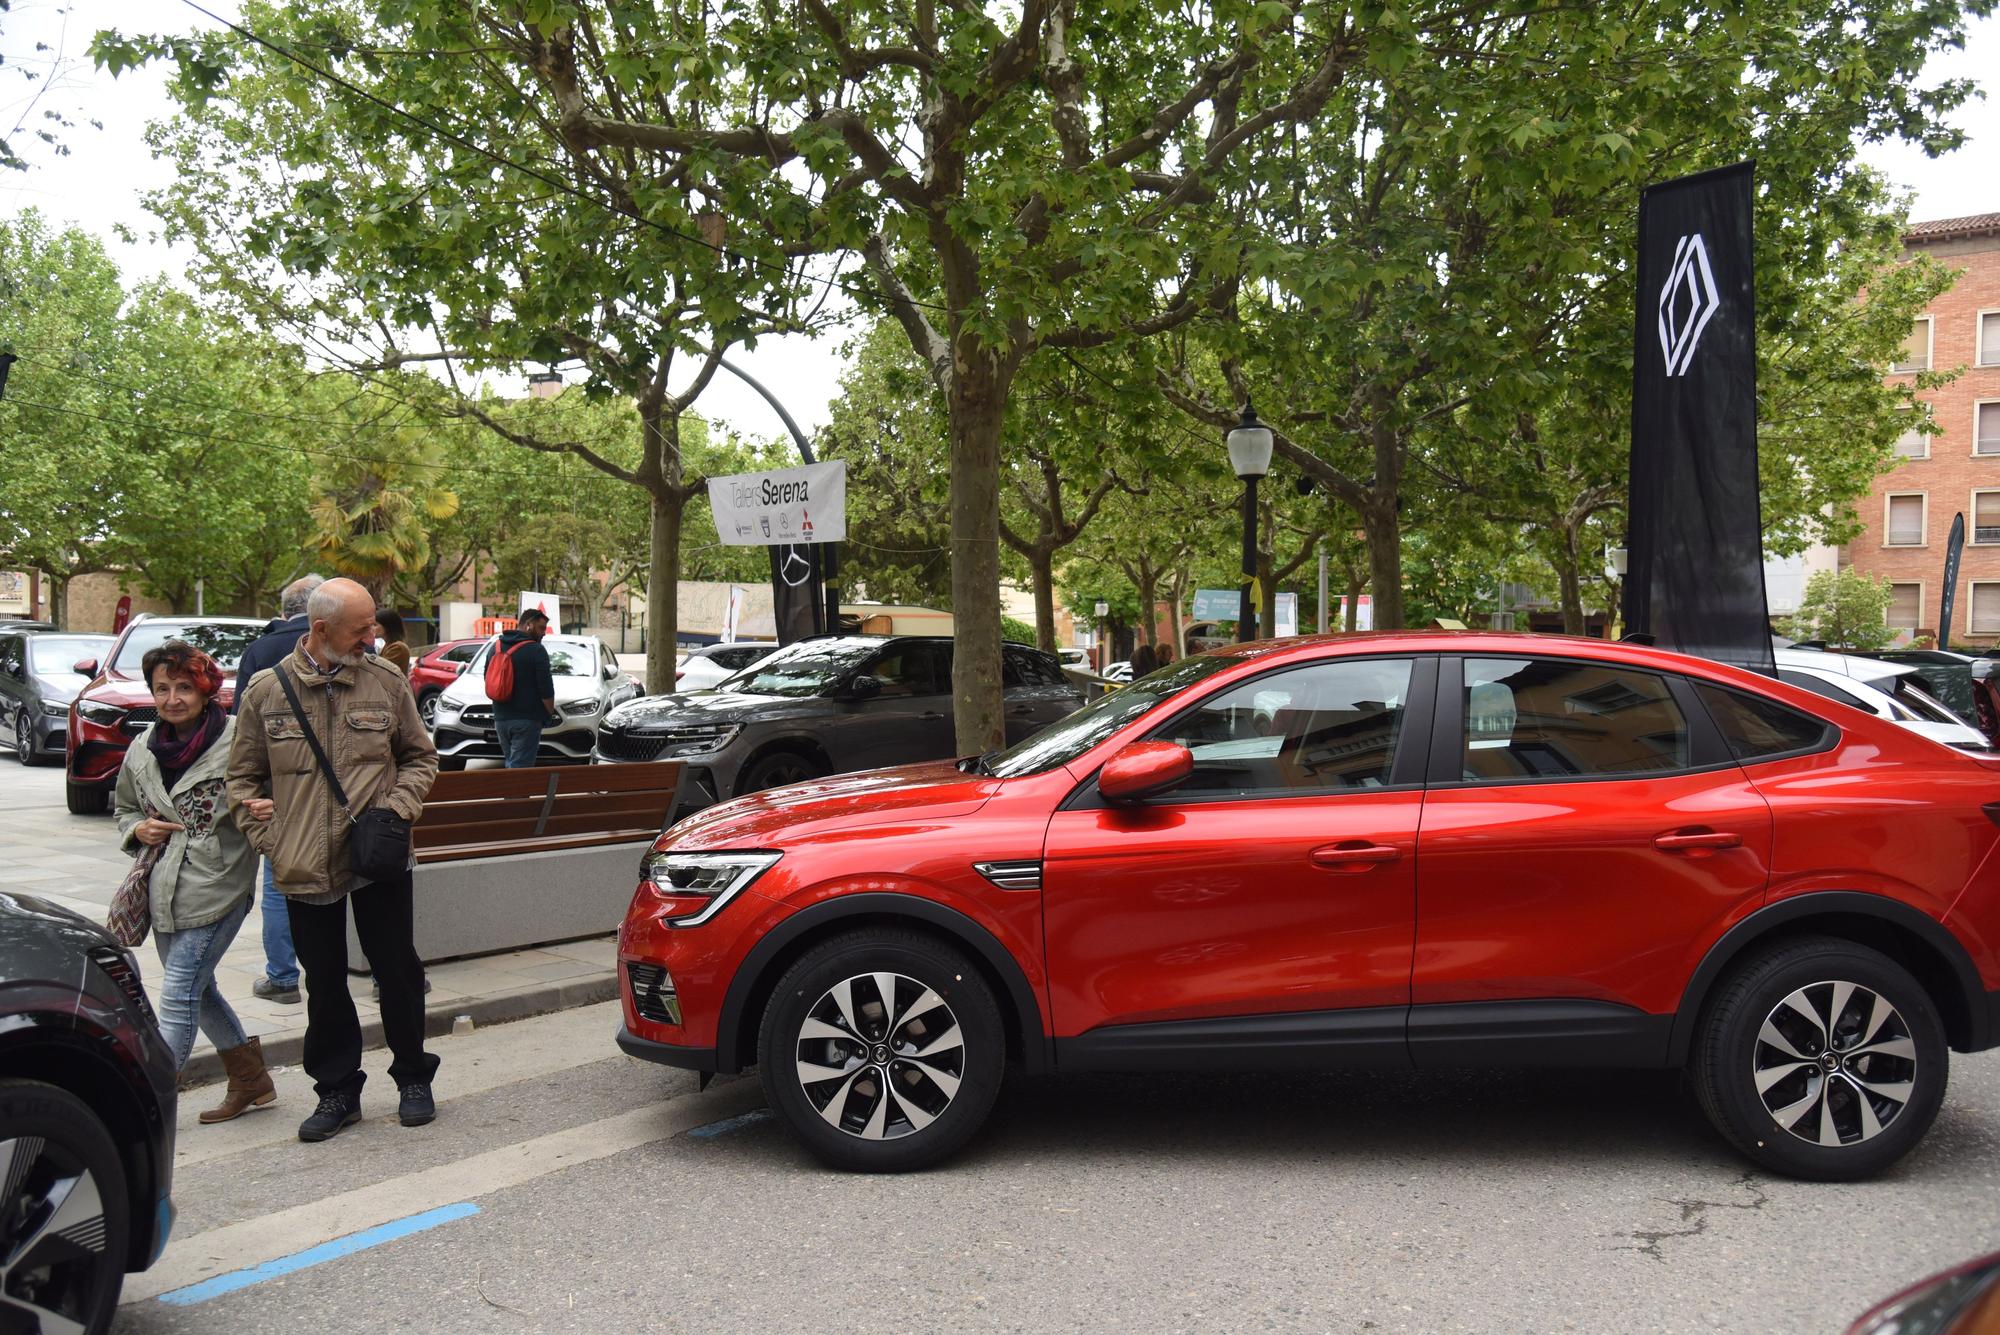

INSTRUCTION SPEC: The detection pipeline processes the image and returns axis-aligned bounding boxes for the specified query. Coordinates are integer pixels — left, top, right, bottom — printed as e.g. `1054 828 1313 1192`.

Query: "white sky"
3 0 1997 441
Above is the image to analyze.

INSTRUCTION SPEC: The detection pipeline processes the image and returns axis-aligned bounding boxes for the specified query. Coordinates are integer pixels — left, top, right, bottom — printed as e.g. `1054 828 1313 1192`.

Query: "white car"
1774 648 1988 752
431 634 642 768
1057 647 1091 670
677 642 778 693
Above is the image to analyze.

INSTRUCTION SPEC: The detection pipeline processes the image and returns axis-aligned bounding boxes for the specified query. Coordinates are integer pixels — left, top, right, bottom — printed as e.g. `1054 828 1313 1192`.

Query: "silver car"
431 634 642 769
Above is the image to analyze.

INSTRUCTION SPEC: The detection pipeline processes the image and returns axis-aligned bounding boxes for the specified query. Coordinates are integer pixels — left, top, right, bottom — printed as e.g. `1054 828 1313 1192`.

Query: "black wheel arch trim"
1669 891 1991 1064
713 892 1050 1075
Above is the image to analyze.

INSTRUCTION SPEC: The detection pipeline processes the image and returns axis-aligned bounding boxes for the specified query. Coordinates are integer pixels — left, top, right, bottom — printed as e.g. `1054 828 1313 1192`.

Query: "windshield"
721 640 883 697
111 622 264 673
471 638 599 677
984 653 1238 777
31 636 110 674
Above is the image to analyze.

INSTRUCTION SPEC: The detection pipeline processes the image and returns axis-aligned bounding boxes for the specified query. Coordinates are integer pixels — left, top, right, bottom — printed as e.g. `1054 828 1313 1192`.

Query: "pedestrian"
227 576 441 1142
374 607 412 676
114 640 276 1123
1156 641 1177 667
231 572 323 1005
490 607 556 769
1130 643 1158 679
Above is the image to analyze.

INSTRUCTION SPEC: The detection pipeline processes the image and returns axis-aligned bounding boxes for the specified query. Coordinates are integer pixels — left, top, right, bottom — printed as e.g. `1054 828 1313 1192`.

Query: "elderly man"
228 577 441 1141
231 573 324 1004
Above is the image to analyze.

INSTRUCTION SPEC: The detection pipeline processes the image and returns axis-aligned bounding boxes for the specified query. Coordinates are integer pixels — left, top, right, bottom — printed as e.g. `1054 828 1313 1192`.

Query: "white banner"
518 590 562 628
708 460 846 546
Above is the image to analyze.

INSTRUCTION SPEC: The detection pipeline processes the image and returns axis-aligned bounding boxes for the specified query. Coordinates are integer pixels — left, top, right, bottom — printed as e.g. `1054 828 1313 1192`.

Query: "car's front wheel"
1690 936 1947 1181
739 749 822 794
758 929 1005 1172
0 1079 131 1335
13 709 37 766
417 690 441 729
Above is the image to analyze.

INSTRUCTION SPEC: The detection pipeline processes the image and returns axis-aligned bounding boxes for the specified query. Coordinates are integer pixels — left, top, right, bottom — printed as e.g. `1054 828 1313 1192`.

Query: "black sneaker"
253 975 302 1004
397 1082 436 1128
298 1092 361 1142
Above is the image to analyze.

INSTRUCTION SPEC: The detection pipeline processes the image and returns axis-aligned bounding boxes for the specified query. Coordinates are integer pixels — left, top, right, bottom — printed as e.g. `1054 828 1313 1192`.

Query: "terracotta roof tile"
1905 212 2000 243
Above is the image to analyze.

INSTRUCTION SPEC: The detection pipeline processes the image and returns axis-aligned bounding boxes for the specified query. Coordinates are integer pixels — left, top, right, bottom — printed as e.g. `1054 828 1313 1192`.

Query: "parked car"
432 634 641 769
0 630 112 766
1057 647 1091 670
618 630 2000 1175
408 637 488 728
1101 660 1133 683
0 618 55 632
1851 1251 2000 1334
0 891 178 1328
676 642 779 693
64 615 266 814
596 635 1083 802
1774 648 1989 752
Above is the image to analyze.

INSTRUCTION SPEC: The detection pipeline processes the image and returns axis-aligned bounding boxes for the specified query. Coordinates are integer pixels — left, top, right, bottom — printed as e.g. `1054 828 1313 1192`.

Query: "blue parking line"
687 1108 773 1138
156 1203 481 1305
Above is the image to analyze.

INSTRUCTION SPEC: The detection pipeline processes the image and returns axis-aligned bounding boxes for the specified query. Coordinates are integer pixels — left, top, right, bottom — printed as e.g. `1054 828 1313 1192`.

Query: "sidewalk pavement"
2 763 617 1085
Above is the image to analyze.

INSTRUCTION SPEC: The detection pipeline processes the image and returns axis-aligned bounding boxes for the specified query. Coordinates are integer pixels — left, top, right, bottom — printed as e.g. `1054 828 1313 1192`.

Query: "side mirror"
454 661 468 676
1098 740 1194 804
846 674 884 701
73 658 99 677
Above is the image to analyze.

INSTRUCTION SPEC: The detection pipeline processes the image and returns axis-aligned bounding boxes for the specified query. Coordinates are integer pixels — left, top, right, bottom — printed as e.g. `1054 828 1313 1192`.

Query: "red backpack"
484 640 525 701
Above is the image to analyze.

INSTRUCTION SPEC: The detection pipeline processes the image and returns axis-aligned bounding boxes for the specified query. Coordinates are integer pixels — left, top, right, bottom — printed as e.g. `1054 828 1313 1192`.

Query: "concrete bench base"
345 840 650 966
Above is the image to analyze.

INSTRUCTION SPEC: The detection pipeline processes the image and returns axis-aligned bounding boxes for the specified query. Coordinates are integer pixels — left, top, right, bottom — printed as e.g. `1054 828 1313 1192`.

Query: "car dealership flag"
1622 161 1773 676
1941 512 1967 648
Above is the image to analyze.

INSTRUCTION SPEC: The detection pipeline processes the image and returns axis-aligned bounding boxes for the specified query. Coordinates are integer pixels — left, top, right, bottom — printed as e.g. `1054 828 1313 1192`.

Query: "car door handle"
1310 842 1401 869
1654 829 1741 852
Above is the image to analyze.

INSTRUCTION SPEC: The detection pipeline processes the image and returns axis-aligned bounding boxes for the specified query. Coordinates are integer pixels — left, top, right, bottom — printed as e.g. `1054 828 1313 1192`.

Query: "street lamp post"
1227 402 1275 643
1093 599 1109 672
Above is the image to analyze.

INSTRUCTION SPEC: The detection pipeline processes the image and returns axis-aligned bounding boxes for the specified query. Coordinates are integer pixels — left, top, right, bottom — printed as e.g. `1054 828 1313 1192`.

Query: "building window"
1893 416 1928 460
1977 491 2000 545
1886 493 1926 546
1982 312 2000 368
1889 583 1922 630
1971 584 2000 637
1893 317 1933 374
1980 402 2000 457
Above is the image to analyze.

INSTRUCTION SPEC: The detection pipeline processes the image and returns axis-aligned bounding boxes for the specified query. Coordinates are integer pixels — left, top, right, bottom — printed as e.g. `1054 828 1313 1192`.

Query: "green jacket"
114 716 256 934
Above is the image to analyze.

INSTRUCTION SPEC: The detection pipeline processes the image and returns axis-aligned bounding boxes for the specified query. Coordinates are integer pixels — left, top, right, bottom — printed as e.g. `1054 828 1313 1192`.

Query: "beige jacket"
226 640 438 899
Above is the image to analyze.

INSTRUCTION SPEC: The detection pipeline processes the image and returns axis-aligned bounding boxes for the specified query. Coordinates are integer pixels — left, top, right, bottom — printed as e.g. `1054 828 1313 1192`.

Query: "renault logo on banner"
1656 232 1721 378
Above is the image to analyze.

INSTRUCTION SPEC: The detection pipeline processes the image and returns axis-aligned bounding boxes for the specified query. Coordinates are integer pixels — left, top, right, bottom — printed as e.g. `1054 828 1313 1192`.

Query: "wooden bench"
345 762 699 966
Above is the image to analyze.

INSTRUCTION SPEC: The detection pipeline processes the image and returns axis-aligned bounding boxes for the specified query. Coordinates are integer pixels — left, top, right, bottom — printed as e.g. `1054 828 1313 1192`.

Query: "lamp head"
1227 402 1274 480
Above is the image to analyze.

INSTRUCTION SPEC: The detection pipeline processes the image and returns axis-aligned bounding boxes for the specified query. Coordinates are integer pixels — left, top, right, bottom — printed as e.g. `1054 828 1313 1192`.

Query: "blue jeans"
495 717 543 769
260 859 298 987
152 896 252 1070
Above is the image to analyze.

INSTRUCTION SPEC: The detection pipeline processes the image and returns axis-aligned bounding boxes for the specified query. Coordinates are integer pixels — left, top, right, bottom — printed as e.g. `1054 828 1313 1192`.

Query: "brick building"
1847 213 2000 645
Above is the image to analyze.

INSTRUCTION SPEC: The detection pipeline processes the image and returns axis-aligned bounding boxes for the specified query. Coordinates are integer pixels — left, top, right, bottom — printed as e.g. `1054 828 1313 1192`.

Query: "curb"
180 970 619 1088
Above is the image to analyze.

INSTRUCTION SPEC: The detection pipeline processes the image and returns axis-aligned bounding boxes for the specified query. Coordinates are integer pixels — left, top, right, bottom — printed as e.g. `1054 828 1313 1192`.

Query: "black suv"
1 892 178 1329
595 635 1083 801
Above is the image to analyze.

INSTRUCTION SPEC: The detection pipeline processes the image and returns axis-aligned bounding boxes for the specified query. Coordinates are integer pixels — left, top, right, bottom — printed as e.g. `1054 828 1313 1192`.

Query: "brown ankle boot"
201 1036 277 1123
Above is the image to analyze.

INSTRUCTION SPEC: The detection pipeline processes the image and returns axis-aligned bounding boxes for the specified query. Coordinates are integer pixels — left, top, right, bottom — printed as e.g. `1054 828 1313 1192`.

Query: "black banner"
1941 511 1966 648
1623 161 1773 676
768 543 822 645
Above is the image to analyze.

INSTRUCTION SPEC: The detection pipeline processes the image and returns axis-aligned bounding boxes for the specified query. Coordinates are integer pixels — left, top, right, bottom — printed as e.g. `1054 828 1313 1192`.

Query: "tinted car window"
1462 658 1688 782
714 646 767 670
443 642 481 664
1002 645 1063 687
983 653 1237 778
1696 683 1833 760
867 642 949 697
1148 658 1413 796
0 636 20 678
111 622 264 672
1776 669 1871 713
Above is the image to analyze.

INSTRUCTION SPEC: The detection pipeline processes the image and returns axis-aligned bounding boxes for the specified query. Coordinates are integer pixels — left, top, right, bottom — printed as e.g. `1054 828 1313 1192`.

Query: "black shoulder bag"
273 665 412 882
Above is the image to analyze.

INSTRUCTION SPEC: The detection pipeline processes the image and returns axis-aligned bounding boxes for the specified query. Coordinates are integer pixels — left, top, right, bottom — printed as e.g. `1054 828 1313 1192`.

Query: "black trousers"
286 869 439 1099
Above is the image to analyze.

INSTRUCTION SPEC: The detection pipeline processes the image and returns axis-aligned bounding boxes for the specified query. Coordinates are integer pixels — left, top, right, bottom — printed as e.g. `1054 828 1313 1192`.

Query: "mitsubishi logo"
1657 232 1721 378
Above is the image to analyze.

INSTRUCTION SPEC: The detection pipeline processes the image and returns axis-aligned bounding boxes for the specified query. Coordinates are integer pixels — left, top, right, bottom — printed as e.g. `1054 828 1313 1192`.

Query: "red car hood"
662 761 1001 851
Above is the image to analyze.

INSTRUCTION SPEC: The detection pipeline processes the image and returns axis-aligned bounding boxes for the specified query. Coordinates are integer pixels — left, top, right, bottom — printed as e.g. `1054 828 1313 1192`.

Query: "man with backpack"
488 608 556 769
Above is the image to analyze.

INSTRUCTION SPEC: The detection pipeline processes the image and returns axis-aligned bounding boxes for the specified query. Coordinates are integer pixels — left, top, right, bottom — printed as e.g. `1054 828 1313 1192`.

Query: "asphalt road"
111 1000 2000 1334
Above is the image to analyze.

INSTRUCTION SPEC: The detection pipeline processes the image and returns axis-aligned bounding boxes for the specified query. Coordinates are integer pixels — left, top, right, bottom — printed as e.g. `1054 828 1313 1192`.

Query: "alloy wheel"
418 692 439 728
0 1134 112 1335
11 712 28 764
1753 980 1917 1147
794 971 964 1140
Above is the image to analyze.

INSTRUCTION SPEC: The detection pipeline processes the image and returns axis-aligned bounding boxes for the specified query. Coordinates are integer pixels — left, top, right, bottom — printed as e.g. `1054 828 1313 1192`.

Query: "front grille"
627 962 681 1025
120 706 157 735
599 729 671 763
89 946 156 1026
974 860 1044 891
459 705 493 725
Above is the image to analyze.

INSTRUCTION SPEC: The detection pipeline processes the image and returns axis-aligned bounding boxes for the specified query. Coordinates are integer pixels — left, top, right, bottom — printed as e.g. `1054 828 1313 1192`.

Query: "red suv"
408 637 487 729
617 632 2000 1177
65 615 266 814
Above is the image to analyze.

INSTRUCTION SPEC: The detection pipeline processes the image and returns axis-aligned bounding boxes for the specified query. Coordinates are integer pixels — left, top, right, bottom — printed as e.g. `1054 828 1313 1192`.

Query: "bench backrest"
414 762 690 863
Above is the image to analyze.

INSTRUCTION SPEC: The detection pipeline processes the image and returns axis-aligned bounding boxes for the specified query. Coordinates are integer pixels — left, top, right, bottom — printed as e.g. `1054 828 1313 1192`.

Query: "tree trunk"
1364 508 1404 629
1137 566 1160 652
947 369 1008 754
1557 524 1585 636
645 488 684 694
49 575 68 631
1168 570 1188 653
1345 570 1365 632
1030 549 1057 653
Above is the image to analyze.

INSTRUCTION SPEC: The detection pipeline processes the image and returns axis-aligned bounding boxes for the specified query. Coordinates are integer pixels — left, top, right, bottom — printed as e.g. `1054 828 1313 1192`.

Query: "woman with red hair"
114 639 274 1123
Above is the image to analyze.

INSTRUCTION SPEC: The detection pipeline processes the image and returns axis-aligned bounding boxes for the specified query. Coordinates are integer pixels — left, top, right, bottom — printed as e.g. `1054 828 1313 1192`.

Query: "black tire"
738 749 823 795
436 755 467 772
13 709 39 766
758 928 1005 1172
0 1079 132 1334
64 781 109 815
1690 935 1948 1181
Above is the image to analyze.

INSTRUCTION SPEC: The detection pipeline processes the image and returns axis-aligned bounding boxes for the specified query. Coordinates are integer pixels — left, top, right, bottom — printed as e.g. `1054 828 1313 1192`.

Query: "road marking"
156 1203 481 1305
124 1078 762 1304
686 1108 773 1138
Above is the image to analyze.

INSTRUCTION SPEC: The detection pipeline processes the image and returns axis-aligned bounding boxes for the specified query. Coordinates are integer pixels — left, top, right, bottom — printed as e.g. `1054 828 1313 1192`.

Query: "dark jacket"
230 614 309 714
490 630 555 723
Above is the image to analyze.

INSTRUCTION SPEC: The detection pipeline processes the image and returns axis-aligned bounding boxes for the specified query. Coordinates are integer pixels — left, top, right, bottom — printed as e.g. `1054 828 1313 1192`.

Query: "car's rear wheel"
739 749 822 794
63 781 108 815
758 929 1005 1172
0 1079 130 1335
1690 936 1947 1181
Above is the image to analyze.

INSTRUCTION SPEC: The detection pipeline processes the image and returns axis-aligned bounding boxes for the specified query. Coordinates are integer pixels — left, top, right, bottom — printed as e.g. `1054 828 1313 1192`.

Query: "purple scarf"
149 700 226 788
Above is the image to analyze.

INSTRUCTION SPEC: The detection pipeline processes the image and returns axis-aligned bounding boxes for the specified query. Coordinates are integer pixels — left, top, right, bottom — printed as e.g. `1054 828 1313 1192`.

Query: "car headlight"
561 699 600 717
77 699 125 726
42 700 68 718
639 850 780 926
435 700 462 722
655 723 740 757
